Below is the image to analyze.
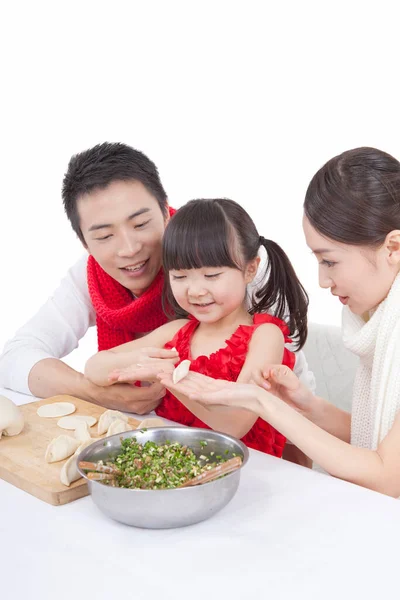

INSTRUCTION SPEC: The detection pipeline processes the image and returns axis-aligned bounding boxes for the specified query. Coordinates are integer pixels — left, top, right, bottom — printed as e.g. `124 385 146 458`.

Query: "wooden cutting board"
0 395 140 506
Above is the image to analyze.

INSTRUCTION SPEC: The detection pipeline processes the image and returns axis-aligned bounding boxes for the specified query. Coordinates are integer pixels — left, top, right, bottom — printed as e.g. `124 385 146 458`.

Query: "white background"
1 0 400 364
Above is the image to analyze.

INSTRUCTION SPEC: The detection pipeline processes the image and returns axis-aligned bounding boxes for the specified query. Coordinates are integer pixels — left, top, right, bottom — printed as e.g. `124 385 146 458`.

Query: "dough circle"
57 415 97 430
37 402 76 418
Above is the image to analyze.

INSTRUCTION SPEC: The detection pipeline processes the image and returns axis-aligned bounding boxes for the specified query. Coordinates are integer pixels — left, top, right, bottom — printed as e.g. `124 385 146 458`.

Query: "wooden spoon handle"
179 456 242 488
79 460 119 474
86 472 116 481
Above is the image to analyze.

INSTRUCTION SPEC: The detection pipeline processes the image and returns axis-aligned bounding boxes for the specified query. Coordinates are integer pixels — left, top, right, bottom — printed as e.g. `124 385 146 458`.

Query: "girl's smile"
169 265 256 326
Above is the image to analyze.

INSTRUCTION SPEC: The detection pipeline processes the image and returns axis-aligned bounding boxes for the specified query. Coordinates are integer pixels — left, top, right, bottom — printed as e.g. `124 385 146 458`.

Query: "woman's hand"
158 366 315 420
108 347 179 384
157 371 262 413
261 365 314 415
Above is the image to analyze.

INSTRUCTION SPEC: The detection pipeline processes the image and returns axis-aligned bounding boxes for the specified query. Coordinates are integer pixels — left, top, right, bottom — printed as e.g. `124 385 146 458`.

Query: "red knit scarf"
87 207 176 351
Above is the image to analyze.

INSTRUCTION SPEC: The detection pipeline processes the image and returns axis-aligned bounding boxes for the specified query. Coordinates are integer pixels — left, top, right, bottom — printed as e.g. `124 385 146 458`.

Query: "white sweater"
0 254 315 395
342 272 400 449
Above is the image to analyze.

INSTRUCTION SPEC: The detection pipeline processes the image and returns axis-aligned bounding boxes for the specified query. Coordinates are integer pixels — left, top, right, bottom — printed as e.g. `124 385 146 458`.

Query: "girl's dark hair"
304 146 400 246
162 198 308 350
62 142 168 244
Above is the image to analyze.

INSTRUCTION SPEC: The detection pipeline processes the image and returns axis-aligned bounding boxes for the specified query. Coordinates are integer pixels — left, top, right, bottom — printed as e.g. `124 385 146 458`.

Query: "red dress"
155 314 295 457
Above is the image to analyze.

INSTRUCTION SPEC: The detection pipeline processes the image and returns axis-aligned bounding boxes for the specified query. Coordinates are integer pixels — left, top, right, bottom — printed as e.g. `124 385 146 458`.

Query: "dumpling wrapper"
60 438 97 486
136 418 166 429
74 421 91 442
57 415 97 430
106 419 133 437
45 435 80 463
97 409 128 435
37 402 76 418
172 359 191 384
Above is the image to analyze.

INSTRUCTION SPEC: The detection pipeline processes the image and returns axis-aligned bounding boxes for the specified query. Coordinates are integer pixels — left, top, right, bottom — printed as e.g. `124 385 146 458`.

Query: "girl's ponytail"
251 236 308 350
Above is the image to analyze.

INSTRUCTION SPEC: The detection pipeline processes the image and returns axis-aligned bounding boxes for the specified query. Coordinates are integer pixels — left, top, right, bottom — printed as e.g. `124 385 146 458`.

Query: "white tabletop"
1 387 399 600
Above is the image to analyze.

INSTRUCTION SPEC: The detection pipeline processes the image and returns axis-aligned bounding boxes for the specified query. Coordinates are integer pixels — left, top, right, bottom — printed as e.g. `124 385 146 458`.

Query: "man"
0 142 315 420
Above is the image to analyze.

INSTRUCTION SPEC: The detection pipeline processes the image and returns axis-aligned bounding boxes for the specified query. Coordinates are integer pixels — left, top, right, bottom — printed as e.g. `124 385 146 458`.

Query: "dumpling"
172 360 191 384
97 409 128 435
45 435 80 463
60 438 96 486
74 421 91 442
106 419 133 437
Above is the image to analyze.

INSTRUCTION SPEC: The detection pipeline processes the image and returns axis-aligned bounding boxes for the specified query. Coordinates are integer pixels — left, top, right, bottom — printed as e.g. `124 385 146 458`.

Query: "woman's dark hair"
162 198 308 350
304 146 400 246
62 142 168 244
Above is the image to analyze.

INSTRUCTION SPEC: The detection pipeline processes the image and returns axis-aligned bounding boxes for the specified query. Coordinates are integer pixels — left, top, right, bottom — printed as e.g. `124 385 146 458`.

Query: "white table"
1 388 399 600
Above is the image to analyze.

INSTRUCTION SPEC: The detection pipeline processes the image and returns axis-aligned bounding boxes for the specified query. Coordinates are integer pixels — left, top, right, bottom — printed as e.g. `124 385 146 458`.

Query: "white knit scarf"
342 272 400 449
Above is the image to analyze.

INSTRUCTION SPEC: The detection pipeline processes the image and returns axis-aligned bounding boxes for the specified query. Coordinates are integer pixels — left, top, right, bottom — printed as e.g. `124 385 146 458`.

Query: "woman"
159 147 400 497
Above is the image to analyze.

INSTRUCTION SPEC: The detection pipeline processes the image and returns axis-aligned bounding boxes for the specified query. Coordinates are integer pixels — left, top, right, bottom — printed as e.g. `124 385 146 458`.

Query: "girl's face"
303 215 400 316
169 261 258 324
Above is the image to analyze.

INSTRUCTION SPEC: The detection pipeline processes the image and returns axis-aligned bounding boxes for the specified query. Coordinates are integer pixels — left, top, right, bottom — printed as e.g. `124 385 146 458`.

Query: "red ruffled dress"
155 314 295 457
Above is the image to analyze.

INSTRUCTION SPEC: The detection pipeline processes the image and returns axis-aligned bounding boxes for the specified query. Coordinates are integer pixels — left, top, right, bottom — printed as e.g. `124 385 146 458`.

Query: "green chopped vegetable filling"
103 438 233 490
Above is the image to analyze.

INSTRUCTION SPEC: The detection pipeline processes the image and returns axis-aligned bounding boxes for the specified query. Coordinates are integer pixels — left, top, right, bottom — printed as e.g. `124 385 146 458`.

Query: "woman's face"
303 215 400 316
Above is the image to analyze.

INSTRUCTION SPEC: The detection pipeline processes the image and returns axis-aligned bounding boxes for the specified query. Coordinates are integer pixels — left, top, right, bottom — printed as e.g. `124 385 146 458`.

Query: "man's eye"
134 220 150 229
205 273 222 278
96 234 112 241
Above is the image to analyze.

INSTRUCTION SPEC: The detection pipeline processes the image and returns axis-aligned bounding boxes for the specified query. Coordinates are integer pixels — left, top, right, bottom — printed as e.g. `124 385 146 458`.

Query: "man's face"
78 180 168 296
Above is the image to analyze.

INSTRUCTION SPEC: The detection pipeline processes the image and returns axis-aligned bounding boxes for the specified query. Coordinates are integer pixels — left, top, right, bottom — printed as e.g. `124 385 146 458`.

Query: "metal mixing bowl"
77 427 249 529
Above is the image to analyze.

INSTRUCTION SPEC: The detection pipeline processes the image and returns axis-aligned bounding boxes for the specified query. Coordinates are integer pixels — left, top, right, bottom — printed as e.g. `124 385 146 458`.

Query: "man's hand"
89 380 166 415
27 357 166 415
108 348 179 384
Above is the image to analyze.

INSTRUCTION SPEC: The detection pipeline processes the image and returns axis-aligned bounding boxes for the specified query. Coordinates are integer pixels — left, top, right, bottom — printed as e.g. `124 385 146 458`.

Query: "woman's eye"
320 259 336 268
134 220 150 230
171 275 186 280
205 273 222 279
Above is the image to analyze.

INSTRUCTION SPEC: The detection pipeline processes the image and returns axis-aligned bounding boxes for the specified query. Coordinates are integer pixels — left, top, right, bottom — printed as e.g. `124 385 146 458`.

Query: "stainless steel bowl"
77 427 248 529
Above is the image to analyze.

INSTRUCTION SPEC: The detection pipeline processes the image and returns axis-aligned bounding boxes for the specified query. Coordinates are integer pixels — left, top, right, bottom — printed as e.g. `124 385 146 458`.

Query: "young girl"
85 198 308 457
160 148 400 497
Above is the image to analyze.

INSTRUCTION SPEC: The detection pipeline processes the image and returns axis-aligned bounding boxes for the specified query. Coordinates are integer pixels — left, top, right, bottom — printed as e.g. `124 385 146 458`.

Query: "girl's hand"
108 347 179 383
157 371 261 413
261 365 314 415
